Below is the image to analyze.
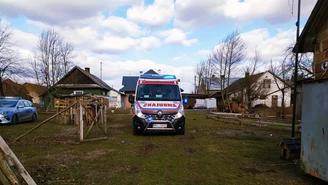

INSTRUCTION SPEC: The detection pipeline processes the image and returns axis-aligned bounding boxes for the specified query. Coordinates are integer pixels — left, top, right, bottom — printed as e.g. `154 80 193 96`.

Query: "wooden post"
0 168 11 185
70 107 73 124
104 105 107 135
79 102 84 141
100 105 103 124
0 136 36 185
0 153 18 185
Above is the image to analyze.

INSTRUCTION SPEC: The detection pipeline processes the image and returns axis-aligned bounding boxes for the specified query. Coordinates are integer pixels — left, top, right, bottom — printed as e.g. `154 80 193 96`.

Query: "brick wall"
313 22 328 80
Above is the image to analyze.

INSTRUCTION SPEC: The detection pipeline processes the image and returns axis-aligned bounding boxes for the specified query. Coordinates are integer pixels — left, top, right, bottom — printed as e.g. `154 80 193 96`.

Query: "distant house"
24 83 47 104
108 88 123 108
42 66 122 109
225 71 291 109
119 69 158 108
197 75 239 95
2 79 32 100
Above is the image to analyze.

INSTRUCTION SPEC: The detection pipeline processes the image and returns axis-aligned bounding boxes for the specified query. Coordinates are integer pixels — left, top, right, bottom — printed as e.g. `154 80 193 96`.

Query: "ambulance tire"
133 125 141 135
177 124 185 135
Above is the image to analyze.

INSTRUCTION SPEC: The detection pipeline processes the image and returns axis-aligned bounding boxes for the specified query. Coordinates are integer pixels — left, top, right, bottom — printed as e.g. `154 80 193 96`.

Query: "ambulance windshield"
136 84 181 101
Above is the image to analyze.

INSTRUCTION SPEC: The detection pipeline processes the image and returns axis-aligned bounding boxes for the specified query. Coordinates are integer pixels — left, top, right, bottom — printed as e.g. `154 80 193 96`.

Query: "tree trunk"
281 88 285 119
0 76 4 96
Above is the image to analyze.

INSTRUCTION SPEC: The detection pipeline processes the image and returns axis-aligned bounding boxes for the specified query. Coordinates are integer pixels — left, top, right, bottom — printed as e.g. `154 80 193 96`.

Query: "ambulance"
128 73 185 135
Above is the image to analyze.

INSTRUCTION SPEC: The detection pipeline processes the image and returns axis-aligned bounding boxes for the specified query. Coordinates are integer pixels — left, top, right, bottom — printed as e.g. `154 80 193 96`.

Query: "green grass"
0 110 323 185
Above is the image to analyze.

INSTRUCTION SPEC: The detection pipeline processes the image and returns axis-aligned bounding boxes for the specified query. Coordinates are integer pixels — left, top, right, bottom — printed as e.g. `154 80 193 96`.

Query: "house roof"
119 69 185 93
225 71 291 94
209 77 240 91
295 0 328 53
42 65 121 97
119 69 159 92
119 76 139 92
144 69 158 74
23 83 47 96
224 72 265 94
2 79 32 100
55 66 113 90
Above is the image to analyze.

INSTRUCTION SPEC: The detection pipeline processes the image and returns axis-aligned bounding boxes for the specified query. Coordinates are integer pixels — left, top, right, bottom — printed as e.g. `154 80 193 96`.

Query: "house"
119 69 159 108
23 83 47 104
225 71 291 109
42 66 122 109
108 88 123 108
2 79 32 100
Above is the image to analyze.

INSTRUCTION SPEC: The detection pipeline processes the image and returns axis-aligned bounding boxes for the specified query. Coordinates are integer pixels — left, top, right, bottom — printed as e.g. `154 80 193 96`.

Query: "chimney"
85 67 90 73
158 69 161 74
245 72 250 78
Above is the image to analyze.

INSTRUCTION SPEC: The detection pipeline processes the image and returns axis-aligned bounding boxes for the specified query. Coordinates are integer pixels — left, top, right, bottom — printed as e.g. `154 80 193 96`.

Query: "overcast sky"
0 0 317 93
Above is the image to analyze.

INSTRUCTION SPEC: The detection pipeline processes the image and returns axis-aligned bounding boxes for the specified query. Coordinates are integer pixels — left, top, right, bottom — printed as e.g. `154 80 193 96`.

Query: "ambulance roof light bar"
140 74 176 79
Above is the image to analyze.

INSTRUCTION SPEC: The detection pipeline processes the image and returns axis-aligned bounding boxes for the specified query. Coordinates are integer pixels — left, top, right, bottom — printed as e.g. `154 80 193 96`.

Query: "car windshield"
0 100 18 107
136 84 181 101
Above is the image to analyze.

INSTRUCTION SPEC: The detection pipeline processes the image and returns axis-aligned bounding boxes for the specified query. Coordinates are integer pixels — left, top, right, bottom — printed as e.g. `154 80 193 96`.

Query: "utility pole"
291 0 301 138
100 62 103 80
194 75 196 93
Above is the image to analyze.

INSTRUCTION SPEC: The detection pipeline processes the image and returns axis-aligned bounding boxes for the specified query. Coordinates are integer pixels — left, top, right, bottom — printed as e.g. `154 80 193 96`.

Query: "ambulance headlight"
135 105 145 118
175 106 184 119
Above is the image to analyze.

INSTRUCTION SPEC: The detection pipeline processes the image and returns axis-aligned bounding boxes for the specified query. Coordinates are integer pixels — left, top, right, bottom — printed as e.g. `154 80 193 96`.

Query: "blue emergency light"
140 74 176 79
0 96 22 99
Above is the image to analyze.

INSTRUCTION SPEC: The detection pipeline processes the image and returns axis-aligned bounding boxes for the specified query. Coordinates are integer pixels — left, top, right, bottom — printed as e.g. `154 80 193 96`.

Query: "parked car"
194 106 207 109
0 96 38 124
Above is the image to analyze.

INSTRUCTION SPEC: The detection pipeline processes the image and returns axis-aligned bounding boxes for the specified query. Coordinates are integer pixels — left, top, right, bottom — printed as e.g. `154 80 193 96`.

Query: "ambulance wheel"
133 125 141 135
177 124 185 135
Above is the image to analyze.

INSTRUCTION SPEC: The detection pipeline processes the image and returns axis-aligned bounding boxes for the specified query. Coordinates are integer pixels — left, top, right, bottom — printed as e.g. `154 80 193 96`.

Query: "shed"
294 0 328 182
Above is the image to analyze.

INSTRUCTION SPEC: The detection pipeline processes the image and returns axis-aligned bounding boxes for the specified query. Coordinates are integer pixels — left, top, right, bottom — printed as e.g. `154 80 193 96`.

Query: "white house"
107 89 123 108
227 71 291 109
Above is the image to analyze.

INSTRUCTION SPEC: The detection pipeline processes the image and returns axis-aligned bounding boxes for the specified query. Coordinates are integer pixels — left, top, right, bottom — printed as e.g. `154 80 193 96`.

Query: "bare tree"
194 58 213 95
211 31 247 112
0 19 20 96
243 48 263 108
31 29 74 88
60 42 74 74
284 44 314 79
244 48 263 75
194 61 205 94
30 29 74 111
270 58 292 119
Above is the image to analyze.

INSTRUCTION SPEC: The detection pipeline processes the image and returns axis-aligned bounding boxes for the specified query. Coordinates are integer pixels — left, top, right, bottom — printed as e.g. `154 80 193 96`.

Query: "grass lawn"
0 110 325 185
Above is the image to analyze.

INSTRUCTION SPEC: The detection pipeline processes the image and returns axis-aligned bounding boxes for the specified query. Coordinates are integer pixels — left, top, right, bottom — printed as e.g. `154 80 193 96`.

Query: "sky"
0 0 318 93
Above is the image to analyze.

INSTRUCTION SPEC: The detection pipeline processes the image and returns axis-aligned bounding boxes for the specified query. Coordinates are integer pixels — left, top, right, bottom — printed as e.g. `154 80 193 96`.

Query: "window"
74 90 84 95
23 101 31 107
263 79 271 88
136 84 181 101
17 101 25 107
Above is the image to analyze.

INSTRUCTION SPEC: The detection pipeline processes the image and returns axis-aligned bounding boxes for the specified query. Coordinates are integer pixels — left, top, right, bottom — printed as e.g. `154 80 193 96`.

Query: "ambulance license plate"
153 124 167 128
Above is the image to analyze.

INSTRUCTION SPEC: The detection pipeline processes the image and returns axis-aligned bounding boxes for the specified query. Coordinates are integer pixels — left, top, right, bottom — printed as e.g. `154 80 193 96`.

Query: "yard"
0 110 326 185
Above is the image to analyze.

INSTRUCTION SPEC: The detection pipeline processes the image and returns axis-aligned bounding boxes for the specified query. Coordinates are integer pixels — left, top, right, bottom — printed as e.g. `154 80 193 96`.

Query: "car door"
16 100 26 121
23 100 34 121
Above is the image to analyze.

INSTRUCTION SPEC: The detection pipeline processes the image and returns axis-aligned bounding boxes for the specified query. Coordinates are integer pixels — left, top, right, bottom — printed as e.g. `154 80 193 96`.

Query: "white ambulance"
128 74 185 135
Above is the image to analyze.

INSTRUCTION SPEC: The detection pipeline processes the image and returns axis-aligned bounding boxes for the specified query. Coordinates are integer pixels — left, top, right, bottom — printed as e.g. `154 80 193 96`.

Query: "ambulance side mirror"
128 94 135 104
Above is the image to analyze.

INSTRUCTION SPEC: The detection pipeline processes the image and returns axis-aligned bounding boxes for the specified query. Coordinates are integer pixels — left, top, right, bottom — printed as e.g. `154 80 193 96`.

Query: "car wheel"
31 113 37 122
177 123 185 135
12 114 18 124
